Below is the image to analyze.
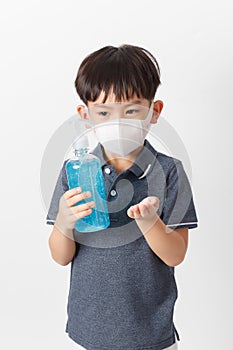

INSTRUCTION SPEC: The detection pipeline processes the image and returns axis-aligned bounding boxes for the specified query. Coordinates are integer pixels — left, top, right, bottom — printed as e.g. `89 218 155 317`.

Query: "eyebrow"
92 100 143 109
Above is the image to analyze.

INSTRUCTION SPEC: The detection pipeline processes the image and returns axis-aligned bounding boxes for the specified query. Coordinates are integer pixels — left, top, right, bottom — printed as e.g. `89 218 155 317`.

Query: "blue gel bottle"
65 136 110 232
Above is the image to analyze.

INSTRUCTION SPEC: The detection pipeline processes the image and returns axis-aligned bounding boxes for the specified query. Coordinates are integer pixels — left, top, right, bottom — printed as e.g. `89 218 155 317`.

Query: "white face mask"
91 103 154 156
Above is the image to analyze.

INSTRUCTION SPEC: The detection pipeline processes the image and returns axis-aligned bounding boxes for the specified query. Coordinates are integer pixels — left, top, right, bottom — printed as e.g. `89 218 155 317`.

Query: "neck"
104 145 143 174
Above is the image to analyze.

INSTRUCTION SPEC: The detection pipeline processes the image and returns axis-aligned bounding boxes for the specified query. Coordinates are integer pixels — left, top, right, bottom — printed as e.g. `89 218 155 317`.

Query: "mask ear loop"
137 103 154 179
79 107 100 149
144 102 154 125
83 107 96 129
138 164 152 179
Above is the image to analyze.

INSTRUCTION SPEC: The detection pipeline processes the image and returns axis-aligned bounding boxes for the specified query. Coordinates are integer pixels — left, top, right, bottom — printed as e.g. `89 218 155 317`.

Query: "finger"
141 196 158 208
130 205 142 219
147 196 159 208
127 207 135 218
72 201 95 213
64 187 82 200
139 204 149 218
67 191 92 207
134 206 142 219
75 208 93 220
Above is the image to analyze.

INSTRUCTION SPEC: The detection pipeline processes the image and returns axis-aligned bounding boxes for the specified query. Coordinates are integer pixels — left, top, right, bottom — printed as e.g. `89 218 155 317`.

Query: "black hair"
74 44 161 105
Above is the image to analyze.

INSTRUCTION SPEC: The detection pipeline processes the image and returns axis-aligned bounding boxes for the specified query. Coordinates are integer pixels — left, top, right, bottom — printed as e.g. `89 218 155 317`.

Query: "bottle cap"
73 135 89 150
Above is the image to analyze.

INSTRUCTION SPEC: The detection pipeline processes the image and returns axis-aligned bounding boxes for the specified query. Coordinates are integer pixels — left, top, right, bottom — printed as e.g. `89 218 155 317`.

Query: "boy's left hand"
127 196 160 236
127 196 160 221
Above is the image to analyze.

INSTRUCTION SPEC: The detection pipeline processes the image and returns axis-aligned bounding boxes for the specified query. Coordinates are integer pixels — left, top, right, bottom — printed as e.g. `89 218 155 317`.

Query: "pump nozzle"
73 135 89 150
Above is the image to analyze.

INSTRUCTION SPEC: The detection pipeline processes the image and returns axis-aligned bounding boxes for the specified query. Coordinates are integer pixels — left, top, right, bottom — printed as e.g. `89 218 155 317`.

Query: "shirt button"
104 167 111 175
110 189 117 197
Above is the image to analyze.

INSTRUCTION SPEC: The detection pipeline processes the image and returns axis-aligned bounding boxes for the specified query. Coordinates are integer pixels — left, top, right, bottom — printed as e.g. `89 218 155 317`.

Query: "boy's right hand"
55 187 95 237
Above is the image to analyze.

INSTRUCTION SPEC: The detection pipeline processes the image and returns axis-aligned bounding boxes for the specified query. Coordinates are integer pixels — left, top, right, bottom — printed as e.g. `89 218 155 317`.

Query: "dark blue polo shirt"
46 140 198 350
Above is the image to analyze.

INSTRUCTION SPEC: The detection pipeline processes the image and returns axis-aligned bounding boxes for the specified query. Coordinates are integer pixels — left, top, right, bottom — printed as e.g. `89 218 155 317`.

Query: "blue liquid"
65 153 110 232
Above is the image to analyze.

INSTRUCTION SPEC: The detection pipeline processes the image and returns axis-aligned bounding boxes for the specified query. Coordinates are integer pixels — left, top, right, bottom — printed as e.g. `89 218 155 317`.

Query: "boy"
47 44 198 350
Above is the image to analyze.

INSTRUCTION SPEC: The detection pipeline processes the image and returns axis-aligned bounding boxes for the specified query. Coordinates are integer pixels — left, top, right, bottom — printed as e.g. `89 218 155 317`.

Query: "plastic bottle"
65 136 110 232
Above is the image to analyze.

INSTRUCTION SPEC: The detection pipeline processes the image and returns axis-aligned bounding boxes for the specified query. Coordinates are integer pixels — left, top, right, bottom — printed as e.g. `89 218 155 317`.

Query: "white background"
1 0 233 349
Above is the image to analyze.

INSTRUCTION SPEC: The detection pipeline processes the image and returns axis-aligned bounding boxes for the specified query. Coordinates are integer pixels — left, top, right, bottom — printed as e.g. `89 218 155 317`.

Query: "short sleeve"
161 160 198 230
46 160 69 225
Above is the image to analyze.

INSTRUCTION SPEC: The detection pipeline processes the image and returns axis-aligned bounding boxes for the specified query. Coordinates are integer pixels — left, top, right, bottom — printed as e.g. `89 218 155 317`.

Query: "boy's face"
77 90 163 125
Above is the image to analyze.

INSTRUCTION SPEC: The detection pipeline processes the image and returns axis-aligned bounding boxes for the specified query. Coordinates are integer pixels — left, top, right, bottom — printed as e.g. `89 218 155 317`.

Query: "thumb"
147 196 159 207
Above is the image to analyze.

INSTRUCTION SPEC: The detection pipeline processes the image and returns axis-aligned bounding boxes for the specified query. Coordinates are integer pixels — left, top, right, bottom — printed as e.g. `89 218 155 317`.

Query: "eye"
98 111 110 117
126 109 139 115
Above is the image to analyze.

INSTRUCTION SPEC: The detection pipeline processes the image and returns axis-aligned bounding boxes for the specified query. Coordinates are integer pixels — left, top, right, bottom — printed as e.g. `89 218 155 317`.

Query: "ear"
150 100 164 124
77 105 89 120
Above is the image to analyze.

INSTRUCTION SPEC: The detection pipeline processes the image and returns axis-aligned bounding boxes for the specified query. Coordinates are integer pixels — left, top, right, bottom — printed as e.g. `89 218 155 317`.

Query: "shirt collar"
91 139 157 178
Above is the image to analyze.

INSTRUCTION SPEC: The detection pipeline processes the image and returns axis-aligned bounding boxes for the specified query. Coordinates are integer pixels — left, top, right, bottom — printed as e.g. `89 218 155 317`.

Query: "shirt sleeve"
46 160 69 225
160 160 198 230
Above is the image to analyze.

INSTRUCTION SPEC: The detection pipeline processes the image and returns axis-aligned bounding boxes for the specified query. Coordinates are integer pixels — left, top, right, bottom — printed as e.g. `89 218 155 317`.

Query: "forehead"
87 90 149 107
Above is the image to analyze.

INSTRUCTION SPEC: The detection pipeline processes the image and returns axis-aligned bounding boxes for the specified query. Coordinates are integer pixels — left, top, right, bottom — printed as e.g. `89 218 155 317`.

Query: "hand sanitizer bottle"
65 135 110 232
